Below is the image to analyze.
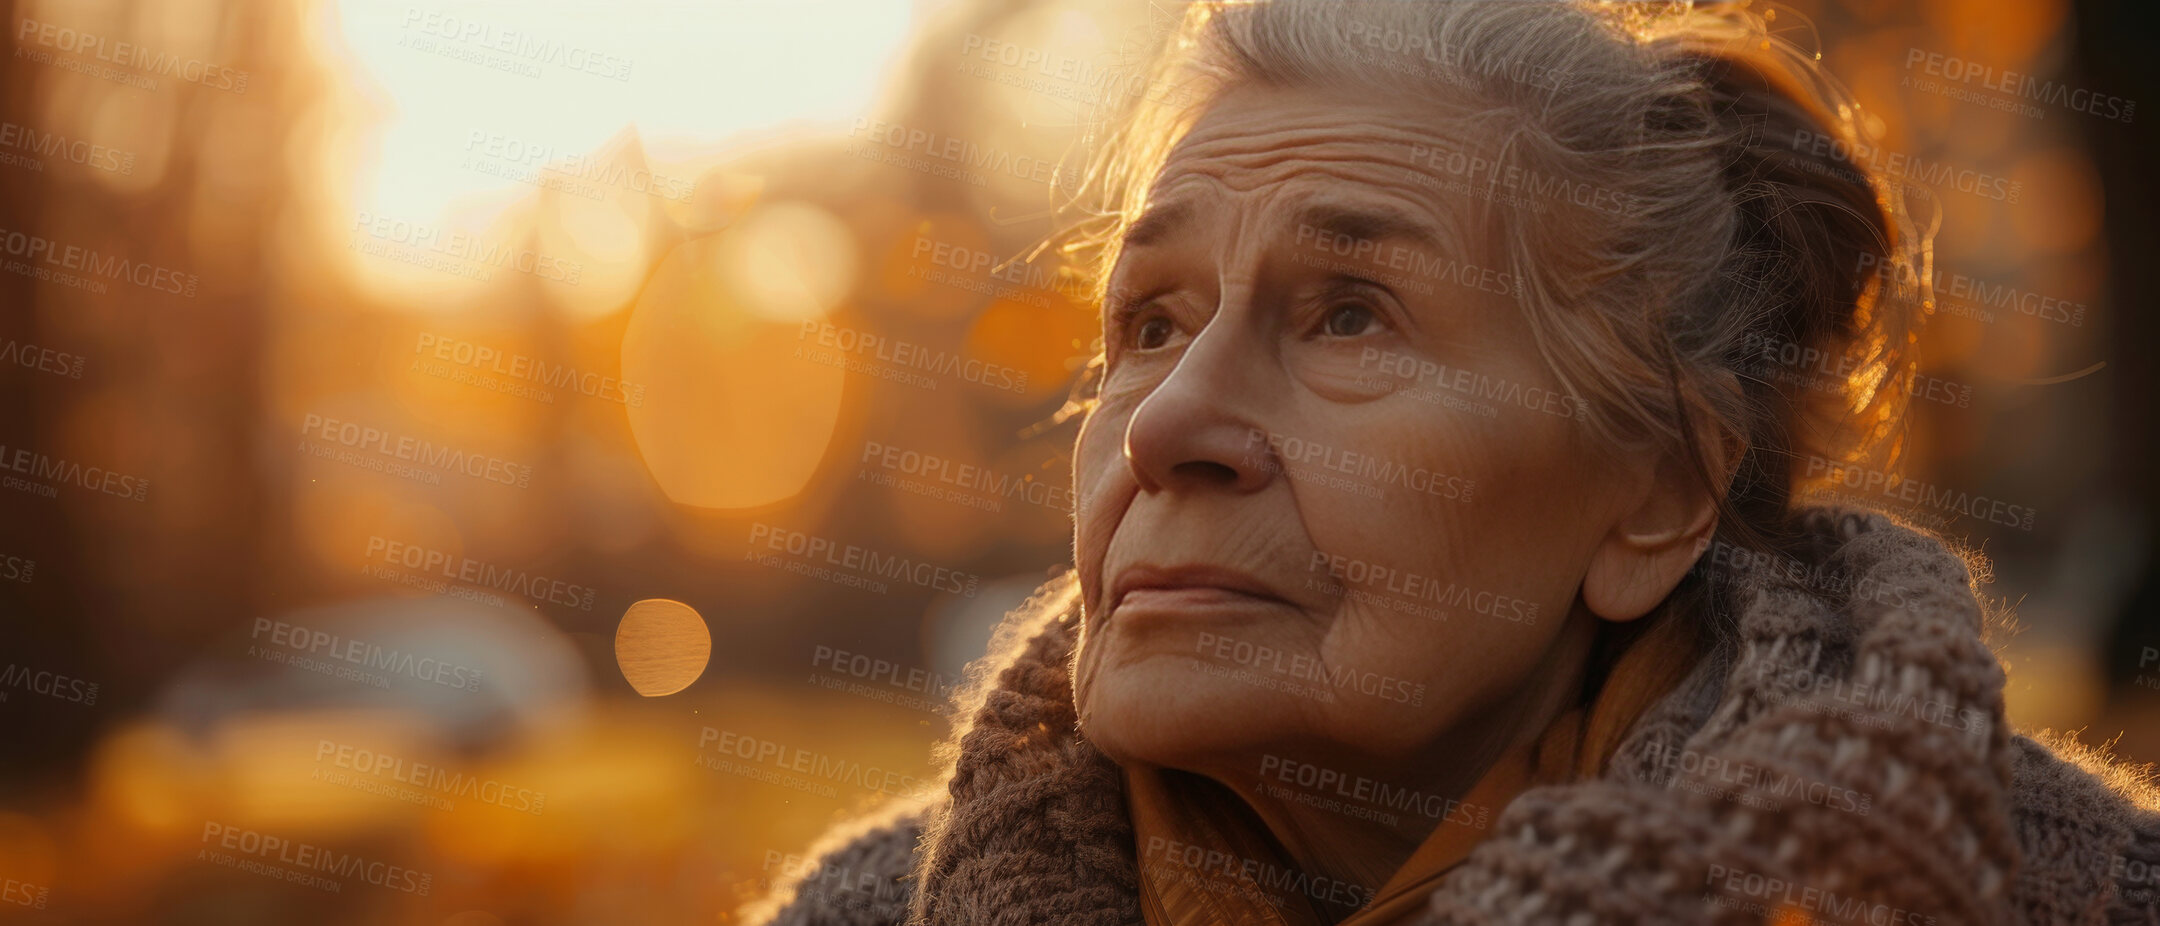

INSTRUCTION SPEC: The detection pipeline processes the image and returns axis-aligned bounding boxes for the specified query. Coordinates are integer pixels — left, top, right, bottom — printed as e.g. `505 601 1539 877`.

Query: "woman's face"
1070 83 1700 786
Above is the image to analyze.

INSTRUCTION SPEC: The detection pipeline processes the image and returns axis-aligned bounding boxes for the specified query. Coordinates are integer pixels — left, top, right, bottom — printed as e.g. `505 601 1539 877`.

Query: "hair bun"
1667 39 1923 533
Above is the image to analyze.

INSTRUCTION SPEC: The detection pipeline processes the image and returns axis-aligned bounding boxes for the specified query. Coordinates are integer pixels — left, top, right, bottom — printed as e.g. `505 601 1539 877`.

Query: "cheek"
1301 407 1596 719
1072 403 1138 616
1294 412 1501 598
1373 395 1594 582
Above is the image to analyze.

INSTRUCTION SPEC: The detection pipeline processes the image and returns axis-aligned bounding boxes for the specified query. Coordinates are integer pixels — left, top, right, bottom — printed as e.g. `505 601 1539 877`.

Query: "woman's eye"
1320 303 1378 338
1134 315 1176 350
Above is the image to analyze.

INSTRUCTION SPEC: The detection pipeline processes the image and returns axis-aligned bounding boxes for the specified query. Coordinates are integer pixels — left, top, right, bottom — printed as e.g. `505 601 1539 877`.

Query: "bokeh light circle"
613 599 712 697
622 230 849 508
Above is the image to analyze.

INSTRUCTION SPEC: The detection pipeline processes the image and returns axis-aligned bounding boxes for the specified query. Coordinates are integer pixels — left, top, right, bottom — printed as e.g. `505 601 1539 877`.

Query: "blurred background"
0 0 2153 922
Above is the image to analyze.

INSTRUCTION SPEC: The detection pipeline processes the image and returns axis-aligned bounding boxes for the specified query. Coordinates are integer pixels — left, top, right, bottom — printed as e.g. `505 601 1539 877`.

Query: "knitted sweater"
750 509 2160 925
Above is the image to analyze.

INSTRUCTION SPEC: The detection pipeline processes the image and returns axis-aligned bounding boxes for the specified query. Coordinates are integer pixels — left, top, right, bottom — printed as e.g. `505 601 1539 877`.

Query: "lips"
1106 563 1295 618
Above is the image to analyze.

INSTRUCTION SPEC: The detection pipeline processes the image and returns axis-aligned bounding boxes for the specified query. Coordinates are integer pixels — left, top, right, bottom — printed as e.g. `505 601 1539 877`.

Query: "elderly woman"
755 2 2160 924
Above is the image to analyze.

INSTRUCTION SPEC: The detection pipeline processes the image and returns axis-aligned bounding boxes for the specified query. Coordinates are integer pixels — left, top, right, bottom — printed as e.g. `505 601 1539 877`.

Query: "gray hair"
1060 0 1931 556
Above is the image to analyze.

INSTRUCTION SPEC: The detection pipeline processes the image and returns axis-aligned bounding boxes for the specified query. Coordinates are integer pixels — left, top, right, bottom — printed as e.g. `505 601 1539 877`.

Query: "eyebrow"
1294 202 1444 251
1117 199 1449 254
1120 200 1193 250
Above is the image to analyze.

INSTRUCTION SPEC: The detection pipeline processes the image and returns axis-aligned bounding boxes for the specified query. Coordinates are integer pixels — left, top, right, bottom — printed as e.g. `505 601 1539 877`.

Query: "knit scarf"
885 507 2159 925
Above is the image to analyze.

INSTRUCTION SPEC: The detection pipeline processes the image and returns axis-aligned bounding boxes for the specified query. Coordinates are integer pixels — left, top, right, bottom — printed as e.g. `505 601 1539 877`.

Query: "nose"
1122 308 1280 495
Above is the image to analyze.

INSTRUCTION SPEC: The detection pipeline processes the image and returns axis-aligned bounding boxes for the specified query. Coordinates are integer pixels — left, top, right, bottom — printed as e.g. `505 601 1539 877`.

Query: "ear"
1582 424 1740 623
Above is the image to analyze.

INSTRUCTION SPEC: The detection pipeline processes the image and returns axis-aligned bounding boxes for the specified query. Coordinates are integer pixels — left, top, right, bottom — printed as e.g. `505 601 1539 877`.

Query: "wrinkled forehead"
1136 84 1498 257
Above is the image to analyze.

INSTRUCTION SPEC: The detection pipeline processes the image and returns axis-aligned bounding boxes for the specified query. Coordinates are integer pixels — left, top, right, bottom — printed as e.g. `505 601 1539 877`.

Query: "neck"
1201 610 1601 915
